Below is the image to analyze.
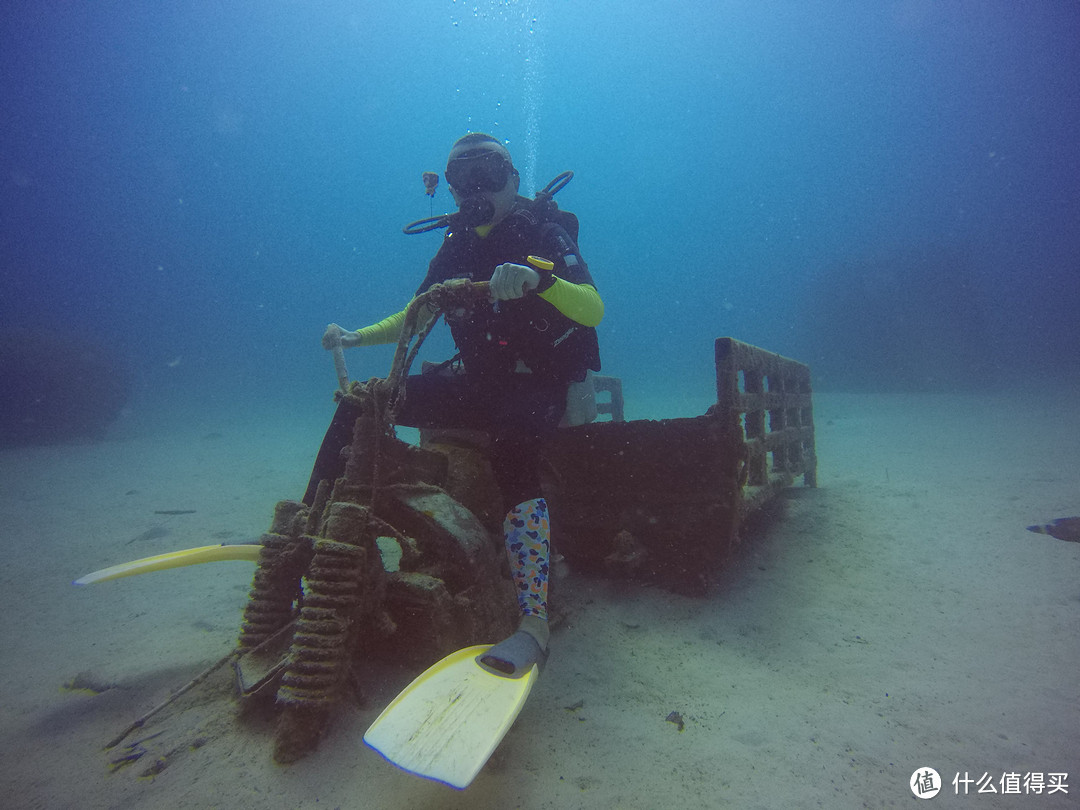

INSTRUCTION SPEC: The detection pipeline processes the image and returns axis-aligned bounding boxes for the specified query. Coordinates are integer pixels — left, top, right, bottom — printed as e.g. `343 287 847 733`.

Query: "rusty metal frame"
714 337 817 507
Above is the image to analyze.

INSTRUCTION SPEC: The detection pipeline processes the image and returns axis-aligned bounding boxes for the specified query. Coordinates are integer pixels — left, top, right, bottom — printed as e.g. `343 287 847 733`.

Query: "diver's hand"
322 323 361 350
490 262 540 301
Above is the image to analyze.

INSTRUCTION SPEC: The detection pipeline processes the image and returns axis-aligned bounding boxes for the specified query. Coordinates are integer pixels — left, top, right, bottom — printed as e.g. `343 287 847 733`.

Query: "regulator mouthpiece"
453 196 495 230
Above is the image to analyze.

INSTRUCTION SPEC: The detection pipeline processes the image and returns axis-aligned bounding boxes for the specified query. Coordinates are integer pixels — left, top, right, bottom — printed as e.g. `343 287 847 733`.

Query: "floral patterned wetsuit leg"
503 498 550 620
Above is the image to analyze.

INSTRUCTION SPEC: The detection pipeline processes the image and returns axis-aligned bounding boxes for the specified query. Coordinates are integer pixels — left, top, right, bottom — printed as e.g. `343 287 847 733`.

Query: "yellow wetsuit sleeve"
352 304 436 346
538 277 604 328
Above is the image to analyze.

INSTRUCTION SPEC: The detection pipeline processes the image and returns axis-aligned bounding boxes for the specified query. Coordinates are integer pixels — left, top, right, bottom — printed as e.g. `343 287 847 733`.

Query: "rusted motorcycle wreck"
105 279 817 769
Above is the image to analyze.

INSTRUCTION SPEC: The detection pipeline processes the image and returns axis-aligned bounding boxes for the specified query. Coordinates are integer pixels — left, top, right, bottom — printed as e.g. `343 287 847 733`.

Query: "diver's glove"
322 323 363 349
490 262 540 301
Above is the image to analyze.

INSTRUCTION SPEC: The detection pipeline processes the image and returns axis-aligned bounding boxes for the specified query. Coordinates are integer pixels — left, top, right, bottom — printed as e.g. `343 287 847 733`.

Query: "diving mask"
445 149 513 193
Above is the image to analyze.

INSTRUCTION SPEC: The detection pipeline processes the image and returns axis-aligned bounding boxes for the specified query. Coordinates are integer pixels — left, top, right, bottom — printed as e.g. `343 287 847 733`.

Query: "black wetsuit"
304 198 600 511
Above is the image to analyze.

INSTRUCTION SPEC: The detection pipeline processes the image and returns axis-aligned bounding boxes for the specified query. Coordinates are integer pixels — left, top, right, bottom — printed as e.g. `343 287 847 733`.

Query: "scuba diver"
312 132 604 678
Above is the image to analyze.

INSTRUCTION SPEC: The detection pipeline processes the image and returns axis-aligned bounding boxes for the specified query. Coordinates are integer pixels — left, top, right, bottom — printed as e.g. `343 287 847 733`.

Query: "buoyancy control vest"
417 196 601 384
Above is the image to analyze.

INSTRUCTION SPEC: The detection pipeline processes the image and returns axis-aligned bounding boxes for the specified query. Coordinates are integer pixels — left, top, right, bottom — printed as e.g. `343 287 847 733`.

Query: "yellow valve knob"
526 256 555 272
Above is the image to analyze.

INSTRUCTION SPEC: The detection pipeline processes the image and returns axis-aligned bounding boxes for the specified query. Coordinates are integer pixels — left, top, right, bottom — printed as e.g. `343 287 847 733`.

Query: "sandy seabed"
0 390 1077 810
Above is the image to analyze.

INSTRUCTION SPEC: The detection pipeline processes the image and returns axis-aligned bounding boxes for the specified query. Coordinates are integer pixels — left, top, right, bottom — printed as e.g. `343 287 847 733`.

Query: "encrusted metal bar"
238 500 310 651
272 501 378 763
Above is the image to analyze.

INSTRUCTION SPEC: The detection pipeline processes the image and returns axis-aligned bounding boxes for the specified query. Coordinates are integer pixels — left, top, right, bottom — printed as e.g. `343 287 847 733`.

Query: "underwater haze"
2 0 1079 428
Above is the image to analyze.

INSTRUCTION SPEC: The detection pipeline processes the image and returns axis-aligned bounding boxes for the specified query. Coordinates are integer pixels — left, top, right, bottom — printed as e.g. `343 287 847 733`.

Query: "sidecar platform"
545 337 816 593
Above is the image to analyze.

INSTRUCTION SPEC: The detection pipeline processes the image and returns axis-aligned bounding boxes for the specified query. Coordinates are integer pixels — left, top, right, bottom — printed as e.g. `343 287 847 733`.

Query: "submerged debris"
665 711 685 732
98 295 817 770
603 529 646 576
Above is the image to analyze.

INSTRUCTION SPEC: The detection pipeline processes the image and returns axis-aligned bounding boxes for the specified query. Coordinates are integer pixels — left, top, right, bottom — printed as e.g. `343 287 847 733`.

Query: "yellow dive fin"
364 644 538 789
73 543 262 586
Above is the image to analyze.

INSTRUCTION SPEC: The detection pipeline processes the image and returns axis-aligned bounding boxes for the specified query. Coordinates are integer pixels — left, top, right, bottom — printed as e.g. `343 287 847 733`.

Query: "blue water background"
3 1 1079 426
